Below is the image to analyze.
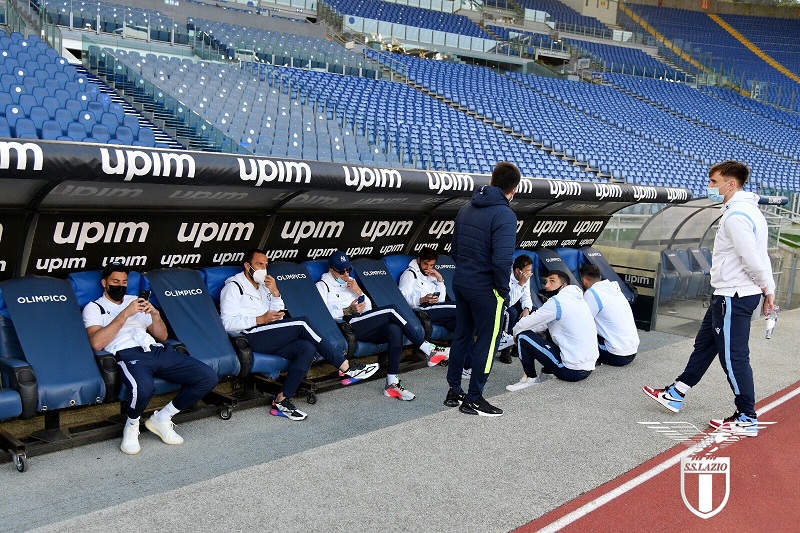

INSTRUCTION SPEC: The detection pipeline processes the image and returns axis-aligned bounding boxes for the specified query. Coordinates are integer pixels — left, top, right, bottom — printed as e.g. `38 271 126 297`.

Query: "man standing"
83 263 218 455
444 161 521 416
507 270 597 390
318 250 446 401
643 161 775 436
580 264 639 366
220 249 379 421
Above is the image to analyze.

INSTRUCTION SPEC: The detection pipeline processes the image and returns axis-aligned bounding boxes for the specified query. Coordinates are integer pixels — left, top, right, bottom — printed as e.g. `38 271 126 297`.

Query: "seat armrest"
0 358 38 419
230 334 253 379
337 322 357 359
415 310 433 340
93 350 120 402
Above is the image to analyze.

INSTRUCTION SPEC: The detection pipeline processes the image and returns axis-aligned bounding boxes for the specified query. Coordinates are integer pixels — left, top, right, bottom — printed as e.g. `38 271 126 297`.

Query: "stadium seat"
579 246 637 304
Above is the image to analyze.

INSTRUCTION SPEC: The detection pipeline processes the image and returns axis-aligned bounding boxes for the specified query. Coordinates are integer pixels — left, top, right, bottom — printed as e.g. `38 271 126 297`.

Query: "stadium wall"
626 0 800 20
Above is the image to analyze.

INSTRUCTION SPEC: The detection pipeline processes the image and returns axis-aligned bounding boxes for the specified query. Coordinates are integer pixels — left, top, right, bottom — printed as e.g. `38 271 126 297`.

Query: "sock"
126 417 140 426
674 381 690 395
154 401 180 423
419 342 432 356
386 374 399 386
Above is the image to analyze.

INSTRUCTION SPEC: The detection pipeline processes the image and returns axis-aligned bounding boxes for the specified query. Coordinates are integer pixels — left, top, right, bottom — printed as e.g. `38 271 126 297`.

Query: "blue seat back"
267 261 348 359
433 255 456 301
67 269 143 308
145 269 240 378
351 258 425 342
555 247 586 283
535 249 580 286
579 247 636 304
687 248 711 274
382 254 414 284
198 266 241 308
0 277 105 411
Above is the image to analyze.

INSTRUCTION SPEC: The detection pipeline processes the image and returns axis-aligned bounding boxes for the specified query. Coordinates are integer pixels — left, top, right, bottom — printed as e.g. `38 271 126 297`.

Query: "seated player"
83 262 218 455
398 247 456 334
497 254 536 364
507 270 597 390
317 250 447 401
220 249 379 421
580 264 639 366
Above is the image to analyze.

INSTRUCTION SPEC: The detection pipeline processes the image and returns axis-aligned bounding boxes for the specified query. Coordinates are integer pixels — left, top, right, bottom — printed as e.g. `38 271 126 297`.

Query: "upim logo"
361 220 413 243
168 190 248 201
666 188 689 202
632 185 657 201
177 222 255 249
343 166 402 192
515 178 534 195
573 220 604 236
530 220 567 237
238 159 311 187
52 185 143 198
286 193 338 206
54 222 149 250
426 172 474 195
429 221 454 240
549 180 582 198
281 220 344 244
100 148 195 182
0 141 44 171
595 183 623 200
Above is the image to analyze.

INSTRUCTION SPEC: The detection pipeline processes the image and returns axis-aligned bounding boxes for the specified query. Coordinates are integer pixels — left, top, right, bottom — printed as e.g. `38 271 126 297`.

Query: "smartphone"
357 294 365 304
433 292 441 298
138 290 151 301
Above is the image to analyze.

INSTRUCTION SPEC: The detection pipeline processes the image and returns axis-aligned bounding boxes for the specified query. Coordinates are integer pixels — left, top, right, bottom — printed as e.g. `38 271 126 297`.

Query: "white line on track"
536 383 800 533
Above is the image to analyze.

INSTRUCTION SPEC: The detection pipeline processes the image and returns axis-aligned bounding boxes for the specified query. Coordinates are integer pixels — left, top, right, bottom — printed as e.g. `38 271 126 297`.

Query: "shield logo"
681 456 730 519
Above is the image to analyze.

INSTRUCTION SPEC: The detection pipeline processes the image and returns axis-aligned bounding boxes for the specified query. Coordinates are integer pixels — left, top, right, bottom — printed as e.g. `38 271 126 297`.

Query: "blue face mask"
334 276 347 286
706 181 732 203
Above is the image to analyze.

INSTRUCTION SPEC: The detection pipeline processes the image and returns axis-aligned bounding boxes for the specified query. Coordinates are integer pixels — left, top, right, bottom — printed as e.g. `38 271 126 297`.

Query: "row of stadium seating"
660 247 712 303
0 246 632 469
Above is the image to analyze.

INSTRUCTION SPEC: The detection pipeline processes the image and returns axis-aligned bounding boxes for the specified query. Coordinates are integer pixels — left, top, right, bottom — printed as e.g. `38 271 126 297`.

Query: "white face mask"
249 266 267 285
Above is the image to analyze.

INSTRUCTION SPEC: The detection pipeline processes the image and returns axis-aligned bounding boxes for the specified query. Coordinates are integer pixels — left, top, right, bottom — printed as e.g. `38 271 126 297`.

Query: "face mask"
706 181 731 203
249 266 267 285
334 275 347 286
541 284 564 299
106 284 126 302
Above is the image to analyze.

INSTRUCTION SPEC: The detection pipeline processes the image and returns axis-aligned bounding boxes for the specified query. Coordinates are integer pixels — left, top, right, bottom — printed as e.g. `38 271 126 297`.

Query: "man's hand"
423 267 443 282
257 310 285 324
762 292 776 317
263 275 279 297
420 293 439 305
345 278 362 296
521 308 531 318
347 299 366 315
125 298 148 318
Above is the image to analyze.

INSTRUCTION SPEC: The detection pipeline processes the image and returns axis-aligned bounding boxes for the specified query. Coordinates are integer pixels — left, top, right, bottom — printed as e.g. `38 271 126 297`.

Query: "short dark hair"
545 269 570 285
490 161 521 194
513 254 533 270
243 248 266 266
709 160 749 187
417 247 438 262
580 264 601 281
101 261 129 280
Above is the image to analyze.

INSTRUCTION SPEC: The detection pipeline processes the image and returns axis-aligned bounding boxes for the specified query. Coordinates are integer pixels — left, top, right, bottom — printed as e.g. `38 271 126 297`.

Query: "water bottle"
765 306 779 339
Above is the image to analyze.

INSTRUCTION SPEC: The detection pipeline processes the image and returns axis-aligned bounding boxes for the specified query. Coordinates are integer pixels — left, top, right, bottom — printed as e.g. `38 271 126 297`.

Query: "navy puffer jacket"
451 185 517 299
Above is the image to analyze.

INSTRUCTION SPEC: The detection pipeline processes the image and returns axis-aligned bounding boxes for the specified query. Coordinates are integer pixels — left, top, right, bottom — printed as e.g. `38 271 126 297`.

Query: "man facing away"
643 160 776 436
317 250 446 401
507 270 597 391
220 249 379 421
444 161 521 416
580 264 639 366
83 262 218 455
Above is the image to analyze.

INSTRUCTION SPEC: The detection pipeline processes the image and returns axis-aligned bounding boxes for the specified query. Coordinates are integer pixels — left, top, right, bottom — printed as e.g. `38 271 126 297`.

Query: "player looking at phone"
399 246 458 338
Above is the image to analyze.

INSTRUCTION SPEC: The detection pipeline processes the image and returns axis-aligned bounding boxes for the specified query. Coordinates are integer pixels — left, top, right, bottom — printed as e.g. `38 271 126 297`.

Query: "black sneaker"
270 397 308 421
444 388 466 407
497 348 513 364
459 396 503 417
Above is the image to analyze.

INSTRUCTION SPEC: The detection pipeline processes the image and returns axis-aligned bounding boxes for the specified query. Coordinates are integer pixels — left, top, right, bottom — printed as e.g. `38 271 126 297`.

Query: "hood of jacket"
726 190 760 208
471 185 510 209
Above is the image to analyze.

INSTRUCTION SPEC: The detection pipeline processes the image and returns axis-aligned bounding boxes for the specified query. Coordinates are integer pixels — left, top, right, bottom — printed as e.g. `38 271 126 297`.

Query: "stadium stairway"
73 65 183 150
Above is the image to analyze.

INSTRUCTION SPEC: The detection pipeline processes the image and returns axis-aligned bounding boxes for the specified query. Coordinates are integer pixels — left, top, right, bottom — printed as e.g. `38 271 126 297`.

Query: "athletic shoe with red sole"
384 381 415 401
709 411 759 437
642 384 684 413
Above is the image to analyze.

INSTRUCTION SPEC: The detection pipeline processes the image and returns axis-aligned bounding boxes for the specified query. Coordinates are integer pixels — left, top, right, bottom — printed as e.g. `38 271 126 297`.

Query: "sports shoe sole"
384 389 415 401
460 404 503 417
270 407 307 421
144 418 184 445
709 420 758 437
642 386 682 413
427 354 448 367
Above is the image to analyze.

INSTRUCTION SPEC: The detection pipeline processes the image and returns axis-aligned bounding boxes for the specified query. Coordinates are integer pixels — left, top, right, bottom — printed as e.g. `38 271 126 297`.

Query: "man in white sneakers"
83 262 218 455
507 270 597 391
220 249 379 421
644 161 776 436
318 250 446 400
580 264 639 366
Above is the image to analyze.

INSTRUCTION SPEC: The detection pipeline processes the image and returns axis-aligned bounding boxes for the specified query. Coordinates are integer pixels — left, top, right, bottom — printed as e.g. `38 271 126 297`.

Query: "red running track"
518 382 800 532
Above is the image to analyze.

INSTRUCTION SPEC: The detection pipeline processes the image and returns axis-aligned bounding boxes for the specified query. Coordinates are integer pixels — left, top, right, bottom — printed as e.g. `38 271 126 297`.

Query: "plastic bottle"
765 306 779 339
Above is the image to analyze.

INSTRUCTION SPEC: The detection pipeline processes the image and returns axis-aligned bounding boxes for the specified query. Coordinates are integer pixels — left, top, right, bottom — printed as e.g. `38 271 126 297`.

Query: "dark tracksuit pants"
506 301 524 333
348 305 425 375
676 293 761 417
447 284 505 402
116 344 219 420
244 316 335 398
597 336 636 366
421 302 457 332
517 332 592 382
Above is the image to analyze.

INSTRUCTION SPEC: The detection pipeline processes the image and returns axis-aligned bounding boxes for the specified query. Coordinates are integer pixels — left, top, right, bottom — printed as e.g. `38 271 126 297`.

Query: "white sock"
126 417 140 427
674 381 690 395
154 402 180 423
386 374 399 386
419 342 432 356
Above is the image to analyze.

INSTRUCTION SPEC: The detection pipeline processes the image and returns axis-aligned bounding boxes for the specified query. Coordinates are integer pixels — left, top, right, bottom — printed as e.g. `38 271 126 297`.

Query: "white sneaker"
506 376 532 391
120 423 141 455
145 411 184 445
497 332 515 351
427 344 450 367
384 381 416 401
461 367 472 380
